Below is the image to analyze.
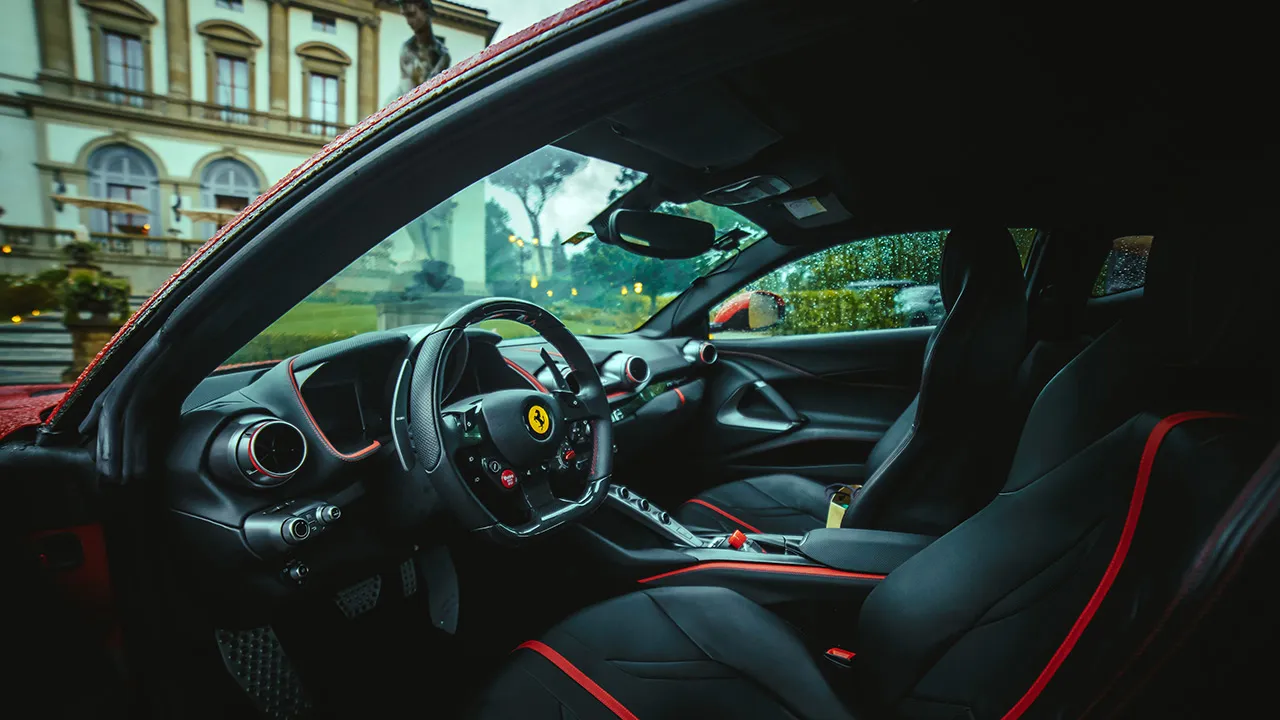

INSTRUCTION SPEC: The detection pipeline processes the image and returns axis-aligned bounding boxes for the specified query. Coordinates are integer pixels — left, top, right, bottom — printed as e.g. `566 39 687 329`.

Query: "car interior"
10 1 1280 718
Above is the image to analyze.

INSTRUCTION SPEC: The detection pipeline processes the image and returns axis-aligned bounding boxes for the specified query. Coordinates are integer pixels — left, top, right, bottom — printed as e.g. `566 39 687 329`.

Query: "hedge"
762 287 903 336
226 332 363 364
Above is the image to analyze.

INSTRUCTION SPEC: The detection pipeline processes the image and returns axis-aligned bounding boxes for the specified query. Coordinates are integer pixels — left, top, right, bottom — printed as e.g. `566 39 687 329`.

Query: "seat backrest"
853 228 1280 719
844 225 1028 534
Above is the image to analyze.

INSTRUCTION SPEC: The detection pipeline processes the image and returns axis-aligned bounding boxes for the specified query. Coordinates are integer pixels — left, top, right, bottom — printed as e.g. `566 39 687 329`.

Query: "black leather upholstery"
677 225 1030 536
676 473 830 535
477 231 1280 719
472 587 854 719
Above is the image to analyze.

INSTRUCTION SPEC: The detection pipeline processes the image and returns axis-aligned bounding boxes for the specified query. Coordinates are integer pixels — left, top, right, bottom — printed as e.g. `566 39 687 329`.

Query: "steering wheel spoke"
517 472 560 511
554 390 597 422
441 398 486 449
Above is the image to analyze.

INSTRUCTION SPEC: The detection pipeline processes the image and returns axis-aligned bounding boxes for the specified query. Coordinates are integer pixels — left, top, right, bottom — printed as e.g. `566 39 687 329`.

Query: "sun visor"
774 192 851 228
604 82 781 170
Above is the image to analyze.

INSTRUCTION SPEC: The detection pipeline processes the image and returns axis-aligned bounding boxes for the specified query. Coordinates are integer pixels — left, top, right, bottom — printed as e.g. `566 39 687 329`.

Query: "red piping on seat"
682 498 763 533
287 358 380 461
674 387 686 405
504 357 548 392
1000 411 1236 720
515 640 639 720
637 561 886 584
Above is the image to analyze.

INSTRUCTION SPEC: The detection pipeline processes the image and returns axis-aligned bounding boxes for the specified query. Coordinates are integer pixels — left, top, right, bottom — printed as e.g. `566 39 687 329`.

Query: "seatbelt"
825 484 862 528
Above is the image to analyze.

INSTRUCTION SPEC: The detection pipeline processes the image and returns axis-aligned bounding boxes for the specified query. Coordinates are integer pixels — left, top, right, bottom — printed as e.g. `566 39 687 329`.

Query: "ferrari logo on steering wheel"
527 404 551 438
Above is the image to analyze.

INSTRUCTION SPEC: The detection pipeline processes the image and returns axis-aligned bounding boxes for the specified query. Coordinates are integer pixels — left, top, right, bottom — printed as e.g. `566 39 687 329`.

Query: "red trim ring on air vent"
999 411 1238 720
287 358 381 461
637 561 886 584
515 640 638 720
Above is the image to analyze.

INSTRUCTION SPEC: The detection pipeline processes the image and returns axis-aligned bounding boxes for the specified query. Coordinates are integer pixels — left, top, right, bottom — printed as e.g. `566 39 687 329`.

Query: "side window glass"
709 228 1035 338
709 232 945 338
1092 235 1152 297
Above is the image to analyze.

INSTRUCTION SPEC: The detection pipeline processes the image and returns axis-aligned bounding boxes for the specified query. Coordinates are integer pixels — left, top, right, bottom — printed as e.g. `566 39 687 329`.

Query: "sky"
482 0 582 41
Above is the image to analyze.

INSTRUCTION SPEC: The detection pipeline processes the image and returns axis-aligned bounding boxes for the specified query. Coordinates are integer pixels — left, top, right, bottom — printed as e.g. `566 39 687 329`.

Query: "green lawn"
226 302 641 365
265 303 378 335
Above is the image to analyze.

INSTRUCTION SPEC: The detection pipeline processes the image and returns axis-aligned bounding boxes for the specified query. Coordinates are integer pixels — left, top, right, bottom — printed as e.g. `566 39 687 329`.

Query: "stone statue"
396 0 452 97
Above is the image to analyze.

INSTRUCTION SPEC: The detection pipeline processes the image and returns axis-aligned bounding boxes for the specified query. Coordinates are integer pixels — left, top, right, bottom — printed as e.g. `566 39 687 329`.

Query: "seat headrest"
939 225 1026 312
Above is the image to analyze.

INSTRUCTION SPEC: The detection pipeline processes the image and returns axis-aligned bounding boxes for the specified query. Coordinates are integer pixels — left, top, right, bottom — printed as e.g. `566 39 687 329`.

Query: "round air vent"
213 419 308 487
209 416 308 488
602 354 651 389
624 356 651 385
244 420 307 480
698 342 718 365
683 340 718 366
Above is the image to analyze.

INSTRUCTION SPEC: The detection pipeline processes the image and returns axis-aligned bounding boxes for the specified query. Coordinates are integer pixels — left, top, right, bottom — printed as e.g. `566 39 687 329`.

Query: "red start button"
563 448 577 462
500 468 518 489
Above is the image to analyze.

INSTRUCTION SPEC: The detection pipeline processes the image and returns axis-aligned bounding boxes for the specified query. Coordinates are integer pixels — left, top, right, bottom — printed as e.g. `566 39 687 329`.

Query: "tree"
485 199 520 292
608 167 645 203
551 230 568 275
567 238 700 313
489 147 586 278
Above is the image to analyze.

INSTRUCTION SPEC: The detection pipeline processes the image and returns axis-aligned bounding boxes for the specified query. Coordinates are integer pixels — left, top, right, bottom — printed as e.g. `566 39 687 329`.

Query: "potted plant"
63 239 102 269
57 242 131 381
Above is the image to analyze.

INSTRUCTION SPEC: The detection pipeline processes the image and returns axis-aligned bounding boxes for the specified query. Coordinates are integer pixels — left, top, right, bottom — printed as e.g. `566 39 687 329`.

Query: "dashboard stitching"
286 358 381 462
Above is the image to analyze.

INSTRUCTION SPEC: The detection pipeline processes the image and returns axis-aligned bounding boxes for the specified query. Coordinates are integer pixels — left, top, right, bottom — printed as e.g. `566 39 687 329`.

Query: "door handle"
716 380 806 433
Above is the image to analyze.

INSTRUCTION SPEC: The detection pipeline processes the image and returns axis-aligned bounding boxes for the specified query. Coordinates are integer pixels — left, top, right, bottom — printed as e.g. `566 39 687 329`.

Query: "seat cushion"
673 473 830 535
473 586 854 719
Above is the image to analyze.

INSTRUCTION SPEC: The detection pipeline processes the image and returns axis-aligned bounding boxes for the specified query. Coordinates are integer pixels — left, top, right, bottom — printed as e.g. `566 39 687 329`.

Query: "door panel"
695 327 930 488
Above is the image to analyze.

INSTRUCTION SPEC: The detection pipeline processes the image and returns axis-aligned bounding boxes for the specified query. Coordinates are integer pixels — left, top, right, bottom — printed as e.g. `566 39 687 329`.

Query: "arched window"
87 144 159 238
198 158 260 239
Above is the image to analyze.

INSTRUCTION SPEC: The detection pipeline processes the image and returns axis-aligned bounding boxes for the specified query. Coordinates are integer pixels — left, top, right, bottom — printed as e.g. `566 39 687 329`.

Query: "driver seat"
676 224 1029 537
472 230 1280 718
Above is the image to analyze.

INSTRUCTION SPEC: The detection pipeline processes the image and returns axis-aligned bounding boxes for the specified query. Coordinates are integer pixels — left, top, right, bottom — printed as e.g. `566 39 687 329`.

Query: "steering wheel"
407 298 614 544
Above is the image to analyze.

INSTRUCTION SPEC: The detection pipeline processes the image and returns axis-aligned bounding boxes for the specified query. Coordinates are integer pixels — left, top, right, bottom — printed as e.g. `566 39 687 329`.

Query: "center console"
577 484 936 608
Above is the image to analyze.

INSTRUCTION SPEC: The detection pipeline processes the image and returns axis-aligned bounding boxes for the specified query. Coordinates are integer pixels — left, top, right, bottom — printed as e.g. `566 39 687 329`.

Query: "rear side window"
1092 235 1152 296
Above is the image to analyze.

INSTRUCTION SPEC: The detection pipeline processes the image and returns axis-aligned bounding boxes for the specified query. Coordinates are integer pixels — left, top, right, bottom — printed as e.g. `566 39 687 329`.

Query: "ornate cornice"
195 19 263 48
78 0 157 24
296 41 352 65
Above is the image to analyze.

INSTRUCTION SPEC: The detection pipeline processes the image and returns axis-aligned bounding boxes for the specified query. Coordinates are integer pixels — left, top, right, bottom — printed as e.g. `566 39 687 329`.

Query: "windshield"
226 147 762 365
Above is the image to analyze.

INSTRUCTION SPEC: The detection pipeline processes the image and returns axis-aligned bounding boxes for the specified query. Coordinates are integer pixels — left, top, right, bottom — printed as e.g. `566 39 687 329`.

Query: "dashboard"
166 324 718 615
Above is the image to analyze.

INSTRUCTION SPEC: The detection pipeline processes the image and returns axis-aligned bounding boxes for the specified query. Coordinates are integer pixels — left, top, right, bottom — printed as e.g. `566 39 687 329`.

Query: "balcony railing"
0 224 202 263
90 232 204 262
60 80 351 140
0 224 77 251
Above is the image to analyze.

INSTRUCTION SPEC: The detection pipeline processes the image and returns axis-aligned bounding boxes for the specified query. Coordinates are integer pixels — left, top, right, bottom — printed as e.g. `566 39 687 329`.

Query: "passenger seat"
676 224 1030 536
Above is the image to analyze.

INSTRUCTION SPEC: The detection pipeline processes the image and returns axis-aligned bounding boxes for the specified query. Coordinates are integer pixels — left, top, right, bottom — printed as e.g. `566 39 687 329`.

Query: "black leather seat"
676 224 1030 537
475 230 1280 719
475 586 854 719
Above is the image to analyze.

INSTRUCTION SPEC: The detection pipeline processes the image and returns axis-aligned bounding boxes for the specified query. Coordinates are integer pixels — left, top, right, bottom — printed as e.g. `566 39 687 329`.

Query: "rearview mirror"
603 209 715 259
710 290 786 333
